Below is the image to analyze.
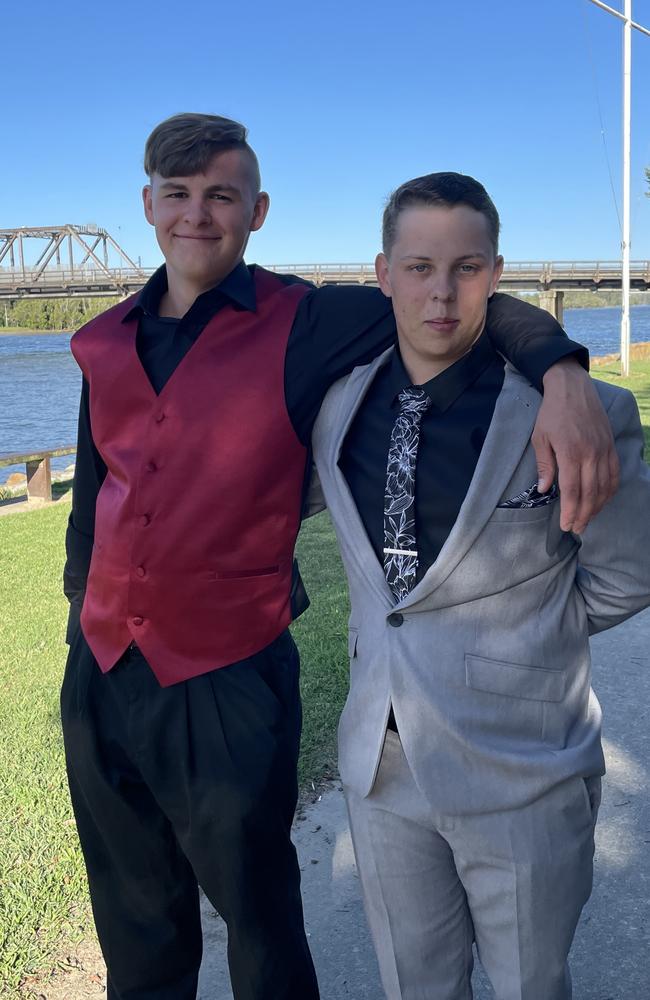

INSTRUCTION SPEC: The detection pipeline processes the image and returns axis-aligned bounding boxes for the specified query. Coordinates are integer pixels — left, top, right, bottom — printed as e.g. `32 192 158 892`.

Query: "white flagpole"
621 0 632 376
587 0 650 375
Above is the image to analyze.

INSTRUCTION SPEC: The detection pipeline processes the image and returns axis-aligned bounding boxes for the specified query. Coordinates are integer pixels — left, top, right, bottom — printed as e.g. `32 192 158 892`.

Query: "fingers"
534 361 620 533
556 457 581 533
567 457 599 535
557 436 619 534
531 426 557 495
608 442 621 497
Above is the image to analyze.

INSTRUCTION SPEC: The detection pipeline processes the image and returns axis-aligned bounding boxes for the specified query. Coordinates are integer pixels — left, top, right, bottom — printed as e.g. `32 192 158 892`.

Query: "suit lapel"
327 349 396 606
396 366 541 608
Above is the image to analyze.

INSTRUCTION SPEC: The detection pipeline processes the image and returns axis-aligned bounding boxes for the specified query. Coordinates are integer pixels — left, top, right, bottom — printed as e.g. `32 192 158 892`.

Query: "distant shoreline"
1 301 650 337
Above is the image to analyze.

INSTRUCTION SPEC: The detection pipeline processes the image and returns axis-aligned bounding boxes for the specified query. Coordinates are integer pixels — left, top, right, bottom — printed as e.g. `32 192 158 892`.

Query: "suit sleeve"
486 292 589 390
574 388 650 635
285 285 395 444
63 377 107 642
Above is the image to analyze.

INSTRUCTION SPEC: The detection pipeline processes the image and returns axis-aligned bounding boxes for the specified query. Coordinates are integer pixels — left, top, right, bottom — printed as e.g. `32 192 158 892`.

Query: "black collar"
122 259 257 323
387 329 499 413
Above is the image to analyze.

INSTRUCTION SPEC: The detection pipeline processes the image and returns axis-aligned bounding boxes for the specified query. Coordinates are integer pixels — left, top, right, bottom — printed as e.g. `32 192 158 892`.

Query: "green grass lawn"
1 362 648 992
593 359 650 455
0 501 349 993
0 504 89 992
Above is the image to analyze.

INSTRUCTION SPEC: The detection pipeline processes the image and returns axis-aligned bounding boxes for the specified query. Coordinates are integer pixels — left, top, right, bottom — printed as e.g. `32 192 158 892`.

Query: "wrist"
542 355 585 391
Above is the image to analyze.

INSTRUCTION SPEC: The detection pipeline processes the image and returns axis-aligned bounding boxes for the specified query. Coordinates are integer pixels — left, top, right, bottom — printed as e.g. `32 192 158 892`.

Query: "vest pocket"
210 565 280 580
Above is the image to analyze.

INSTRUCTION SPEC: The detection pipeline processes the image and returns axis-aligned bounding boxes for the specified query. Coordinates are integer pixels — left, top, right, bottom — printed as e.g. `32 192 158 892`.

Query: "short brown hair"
382 171 500 257
144 113 261 192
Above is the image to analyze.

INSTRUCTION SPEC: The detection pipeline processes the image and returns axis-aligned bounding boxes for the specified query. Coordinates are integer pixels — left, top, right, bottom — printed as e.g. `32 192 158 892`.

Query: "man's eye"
211 193 232 201
459 264 478 274
166 192 187 198
410 264 429 273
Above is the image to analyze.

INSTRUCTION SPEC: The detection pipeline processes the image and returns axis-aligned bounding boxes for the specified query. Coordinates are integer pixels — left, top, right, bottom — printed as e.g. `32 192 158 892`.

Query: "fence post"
25 457 52 502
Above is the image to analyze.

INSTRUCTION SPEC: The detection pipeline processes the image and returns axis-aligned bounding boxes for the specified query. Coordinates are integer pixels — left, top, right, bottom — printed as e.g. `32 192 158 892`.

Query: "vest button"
155 412 166 424
387 612 404 628
140 514 151 526
136 566 146 578
132 616 144 627
145 461 157 473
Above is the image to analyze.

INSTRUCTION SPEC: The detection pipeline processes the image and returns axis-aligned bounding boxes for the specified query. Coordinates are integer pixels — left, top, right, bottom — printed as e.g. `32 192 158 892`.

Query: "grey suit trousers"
345 731 600 1000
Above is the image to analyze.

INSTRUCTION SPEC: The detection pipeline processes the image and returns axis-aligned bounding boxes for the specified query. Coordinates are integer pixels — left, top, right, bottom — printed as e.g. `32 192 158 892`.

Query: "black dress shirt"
340 331 505 582
64 261 587 627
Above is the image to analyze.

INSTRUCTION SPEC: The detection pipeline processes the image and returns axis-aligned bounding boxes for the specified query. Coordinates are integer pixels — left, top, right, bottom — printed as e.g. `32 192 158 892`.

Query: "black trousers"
60 629 319 1000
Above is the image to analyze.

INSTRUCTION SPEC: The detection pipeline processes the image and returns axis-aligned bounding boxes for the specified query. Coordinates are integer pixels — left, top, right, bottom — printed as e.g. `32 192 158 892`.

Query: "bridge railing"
0 261 649 293
265 260 650 278
0 266 154 286
503 260 650 279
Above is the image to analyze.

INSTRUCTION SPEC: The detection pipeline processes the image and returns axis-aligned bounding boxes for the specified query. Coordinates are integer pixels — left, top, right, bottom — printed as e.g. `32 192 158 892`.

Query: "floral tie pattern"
383 387 432 602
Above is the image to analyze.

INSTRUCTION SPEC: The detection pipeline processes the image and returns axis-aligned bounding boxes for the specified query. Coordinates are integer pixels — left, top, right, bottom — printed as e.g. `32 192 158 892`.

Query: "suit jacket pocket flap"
348 627 359 658
465 654 566 703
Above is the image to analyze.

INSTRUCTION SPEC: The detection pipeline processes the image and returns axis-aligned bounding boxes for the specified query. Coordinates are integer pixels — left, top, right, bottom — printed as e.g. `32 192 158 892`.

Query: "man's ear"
490 254 504 296
375 252 392 298
142 185 154 226
250 191 270 233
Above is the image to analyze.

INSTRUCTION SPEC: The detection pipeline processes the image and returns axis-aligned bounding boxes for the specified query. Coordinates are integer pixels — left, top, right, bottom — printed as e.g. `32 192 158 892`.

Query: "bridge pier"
539 289 564 324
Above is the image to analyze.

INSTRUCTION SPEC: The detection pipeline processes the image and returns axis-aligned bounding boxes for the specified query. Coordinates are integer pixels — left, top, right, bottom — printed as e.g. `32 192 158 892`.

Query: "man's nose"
183 198 212 226
428 272 456 301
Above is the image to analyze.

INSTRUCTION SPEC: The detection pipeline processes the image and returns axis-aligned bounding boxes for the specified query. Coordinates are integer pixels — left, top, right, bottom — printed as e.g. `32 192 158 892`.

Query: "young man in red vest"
62 113 618 1000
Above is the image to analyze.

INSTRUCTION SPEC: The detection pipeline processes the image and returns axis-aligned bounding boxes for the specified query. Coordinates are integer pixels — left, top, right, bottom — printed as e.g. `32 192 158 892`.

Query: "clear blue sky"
3 0 649 267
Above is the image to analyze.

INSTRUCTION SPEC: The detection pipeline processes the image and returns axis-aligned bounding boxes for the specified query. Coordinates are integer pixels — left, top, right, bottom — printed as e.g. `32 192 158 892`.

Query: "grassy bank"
594 359 650 453
0 504 88 992
1 363 648 993
0 503 349 993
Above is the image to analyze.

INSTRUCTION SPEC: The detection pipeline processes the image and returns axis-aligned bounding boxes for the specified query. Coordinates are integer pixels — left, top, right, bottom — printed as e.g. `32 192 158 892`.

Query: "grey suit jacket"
311 349 650 815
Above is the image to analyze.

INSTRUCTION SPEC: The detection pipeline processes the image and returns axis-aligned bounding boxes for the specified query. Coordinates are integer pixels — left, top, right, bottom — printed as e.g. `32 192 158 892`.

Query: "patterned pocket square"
498 483 559 509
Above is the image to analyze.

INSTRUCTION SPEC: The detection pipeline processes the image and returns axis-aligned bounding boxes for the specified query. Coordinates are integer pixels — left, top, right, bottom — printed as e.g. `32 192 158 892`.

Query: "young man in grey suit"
311 172 650 1000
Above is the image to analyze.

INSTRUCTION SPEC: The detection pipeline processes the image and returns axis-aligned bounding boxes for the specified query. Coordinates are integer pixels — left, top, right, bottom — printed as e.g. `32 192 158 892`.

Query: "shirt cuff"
519 338 589 393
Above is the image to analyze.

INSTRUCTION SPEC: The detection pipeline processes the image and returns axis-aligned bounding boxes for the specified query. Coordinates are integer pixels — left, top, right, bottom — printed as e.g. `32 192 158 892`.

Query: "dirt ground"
18 938 107 999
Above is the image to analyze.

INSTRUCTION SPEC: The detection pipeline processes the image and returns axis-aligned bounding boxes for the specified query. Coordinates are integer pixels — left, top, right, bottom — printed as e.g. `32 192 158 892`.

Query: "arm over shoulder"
486 292 588 387
575 384 650 635
285 286 394 444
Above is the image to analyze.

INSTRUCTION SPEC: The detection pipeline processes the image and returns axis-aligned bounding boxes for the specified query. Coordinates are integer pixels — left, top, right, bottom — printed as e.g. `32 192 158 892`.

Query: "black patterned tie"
383 387 432 602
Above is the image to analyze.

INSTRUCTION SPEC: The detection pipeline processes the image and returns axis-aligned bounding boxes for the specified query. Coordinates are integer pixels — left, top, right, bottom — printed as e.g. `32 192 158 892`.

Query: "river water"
1 305 649 483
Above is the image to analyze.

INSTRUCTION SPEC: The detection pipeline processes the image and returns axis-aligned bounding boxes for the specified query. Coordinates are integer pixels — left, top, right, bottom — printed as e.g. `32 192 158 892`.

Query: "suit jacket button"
387 612 404 627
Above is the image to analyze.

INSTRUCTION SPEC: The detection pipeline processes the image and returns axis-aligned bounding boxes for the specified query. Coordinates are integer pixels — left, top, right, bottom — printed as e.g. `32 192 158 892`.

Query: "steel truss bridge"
1 226 649 301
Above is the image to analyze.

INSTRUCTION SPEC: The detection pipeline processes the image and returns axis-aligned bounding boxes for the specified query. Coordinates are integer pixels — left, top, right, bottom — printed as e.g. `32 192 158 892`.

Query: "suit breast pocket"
488 501 558 524
485 499 568 563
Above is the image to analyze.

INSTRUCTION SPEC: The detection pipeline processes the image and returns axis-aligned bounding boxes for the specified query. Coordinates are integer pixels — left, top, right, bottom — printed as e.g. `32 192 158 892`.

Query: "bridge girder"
0 225 143 288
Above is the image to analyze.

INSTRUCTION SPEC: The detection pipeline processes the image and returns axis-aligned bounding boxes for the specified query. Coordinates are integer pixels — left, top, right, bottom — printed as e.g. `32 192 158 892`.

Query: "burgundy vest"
71 268 309 686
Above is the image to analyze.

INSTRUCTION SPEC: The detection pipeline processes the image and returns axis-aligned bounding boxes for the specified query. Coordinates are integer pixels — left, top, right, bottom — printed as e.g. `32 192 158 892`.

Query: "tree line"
1 289 649 333
522 290 649 309
1 296 122 331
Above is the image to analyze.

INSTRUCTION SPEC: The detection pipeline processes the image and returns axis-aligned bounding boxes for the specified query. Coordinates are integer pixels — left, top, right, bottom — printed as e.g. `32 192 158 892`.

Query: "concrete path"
198 608 650 999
